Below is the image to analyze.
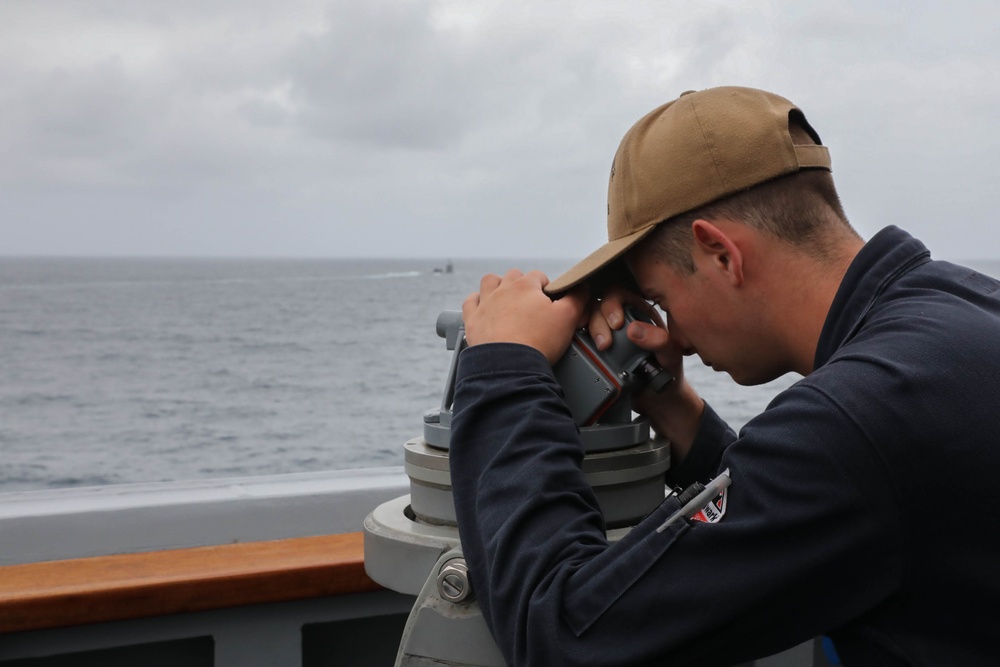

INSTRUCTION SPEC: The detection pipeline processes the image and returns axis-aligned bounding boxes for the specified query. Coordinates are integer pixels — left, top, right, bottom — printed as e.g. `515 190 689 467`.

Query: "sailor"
449 86 1000 665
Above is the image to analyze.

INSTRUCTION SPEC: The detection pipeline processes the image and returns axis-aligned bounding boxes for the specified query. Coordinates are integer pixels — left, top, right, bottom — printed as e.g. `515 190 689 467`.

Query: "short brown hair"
638 120 857 274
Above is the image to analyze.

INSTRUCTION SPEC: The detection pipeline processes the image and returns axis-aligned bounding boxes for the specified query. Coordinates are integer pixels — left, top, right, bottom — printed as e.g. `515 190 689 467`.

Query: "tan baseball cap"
544 86 831 294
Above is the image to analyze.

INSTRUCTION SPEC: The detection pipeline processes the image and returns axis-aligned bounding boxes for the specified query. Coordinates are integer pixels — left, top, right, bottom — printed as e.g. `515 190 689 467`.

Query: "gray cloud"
1 0 999 260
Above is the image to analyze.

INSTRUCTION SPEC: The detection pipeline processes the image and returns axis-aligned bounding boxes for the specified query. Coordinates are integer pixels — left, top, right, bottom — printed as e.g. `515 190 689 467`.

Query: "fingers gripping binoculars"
553 305 674 425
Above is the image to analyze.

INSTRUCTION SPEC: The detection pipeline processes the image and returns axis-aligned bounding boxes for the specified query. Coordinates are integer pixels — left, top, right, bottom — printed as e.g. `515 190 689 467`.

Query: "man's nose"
666 321 695 356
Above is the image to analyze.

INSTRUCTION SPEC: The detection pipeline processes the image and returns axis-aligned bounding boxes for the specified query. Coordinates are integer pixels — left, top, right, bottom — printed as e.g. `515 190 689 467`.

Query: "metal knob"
642 360 675 392
436 557 474 603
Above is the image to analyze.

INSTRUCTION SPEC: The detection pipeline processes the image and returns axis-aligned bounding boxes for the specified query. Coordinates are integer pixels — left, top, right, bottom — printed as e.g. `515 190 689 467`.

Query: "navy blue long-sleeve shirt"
450 226 1000 666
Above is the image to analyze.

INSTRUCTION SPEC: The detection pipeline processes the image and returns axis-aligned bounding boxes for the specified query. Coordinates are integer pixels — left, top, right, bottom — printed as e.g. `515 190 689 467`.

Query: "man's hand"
585 287 682 376
587 286 705 461
462 270 588 365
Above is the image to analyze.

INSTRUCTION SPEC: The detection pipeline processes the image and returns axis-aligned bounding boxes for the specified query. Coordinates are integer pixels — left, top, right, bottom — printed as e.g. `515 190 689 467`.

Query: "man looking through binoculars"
449 87 1000 666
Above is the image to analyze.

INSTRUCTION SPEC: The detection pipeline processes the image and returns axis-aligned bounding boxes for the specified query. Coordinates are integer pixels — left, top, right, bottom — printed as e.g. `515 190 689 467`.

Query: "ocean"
2 256 998 493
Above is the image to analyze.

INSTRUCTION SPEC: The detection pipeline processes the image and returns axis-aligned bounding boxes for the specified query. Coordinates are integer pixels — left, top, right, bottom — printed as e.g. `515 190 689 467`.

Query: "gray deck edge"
0 466 409 565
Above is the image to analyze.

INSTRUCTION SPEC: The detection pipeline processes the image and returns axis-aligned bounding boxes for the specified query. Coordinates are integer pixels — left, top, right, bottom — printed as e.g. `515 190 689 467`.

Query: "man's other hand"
462 270 588 365
586 286 705 458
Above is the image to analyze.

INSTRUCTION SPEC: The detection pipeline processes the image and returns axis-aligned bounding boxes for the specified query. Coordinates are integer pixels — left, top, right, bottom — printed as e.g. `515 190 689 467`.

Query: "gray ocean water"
3 256 999 493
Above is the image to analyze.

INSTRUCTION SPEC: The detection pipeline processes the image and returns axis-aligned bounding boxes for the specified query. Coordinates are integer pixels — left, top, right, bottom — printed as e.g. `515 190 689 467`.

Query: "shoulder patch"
656 469 732 533
690 485 728 524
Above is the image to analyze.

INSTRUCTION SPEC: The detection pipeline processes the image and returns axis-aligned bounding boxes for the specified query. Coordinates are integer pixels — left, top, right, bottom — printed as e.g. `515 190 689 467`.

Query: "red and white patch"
690 487 728 524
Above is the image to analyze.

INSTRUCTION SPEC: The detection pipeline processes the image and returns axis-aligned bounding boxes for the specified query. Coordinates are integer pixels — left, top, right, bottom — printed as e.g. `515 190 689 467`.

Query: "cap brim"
544 224 658 295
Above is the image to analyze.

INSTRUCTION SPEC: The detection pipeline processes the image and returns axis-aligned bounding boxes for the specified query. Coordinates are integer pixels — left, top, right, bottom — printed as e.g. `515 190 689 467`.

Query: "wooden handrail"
0 532 382 633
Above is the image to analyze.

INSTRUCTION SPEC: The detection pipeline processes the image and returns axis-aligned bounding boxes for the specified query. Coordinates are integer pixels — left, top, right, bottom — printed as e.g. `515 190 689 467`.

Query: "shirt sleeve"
666 402 737 490
450 342 903 667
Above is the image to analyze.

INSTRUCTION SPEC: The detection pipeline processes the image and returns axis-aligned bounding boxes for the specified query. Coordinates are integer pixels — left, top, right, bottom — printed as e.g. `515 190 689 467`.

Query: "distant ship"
433 260 454 274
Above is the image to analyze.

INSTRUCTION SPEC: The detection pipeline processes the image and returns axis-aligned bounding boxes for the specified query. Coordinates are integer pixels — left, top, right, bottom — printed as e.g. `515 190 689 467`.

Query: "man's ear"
691 219 744 287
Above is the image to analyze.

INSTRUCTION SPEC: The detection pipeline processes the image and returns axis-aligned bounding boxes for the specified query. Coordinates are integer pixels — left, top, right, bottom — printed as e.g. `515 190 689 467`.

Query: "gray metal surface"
0 466 408 565
0 590 414 666
396 548 505 667
363 495 461 595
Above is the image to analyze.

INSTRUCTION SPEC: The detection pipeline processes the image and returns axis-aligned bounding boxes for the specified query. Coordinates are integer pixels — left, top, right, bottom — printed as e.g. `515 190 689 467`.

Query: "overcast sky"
2 1 998 261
